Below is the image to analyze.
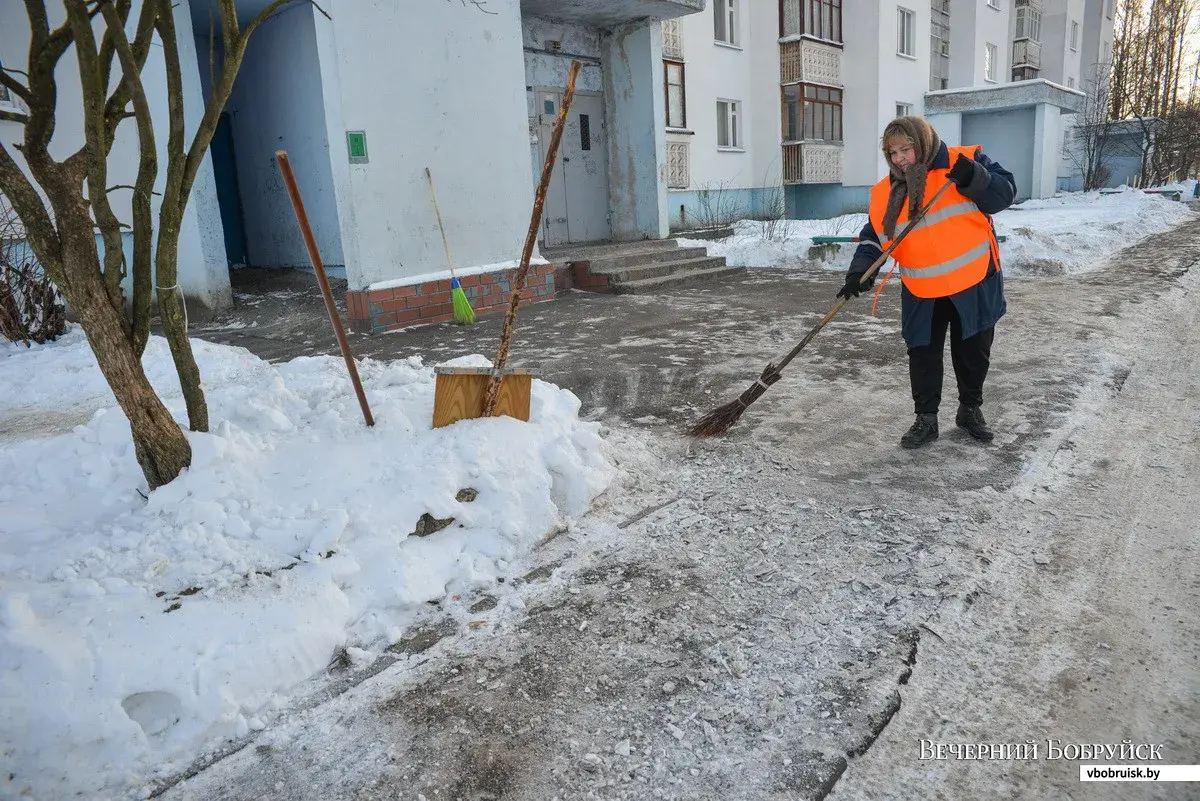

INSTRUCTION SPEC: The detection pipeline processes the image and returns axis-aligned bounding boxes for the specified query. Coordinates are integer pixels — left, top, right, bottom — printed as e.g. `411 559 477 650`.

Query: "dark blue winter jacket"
848 142 1017 348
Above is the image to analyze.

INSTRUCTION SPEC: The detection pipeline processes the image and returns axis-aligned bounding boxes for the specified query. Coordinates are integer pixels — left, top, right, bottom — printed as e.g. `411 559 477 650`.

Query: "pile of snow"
995 189 1194 275
678 214 868 269
0 331 616 798
678 190 1193 275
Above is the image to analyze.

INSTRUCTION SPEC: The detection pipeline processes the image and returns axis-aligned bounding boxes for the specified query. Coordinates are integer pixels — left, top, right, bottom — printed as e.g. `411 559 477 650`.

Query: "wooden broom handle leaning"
276 150 375 427
483 60 583 417
771 180 955 375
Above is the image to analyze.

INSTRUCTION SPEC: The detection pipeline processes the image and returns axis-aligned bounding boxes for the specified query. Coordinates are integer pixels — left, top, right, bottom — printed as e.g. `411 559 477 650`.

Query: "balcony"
782 143 843 185
519 0 703 27
1012 39 1042 69
780 39 842 87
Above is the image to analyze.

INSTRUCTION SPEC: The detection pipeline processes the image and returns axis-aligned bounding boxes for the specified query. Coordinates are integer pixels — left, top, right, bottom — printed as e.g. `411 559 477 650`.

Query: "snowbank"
678 214 867 269
995 189 1195 276
0 333 616 798
678 190 1193 276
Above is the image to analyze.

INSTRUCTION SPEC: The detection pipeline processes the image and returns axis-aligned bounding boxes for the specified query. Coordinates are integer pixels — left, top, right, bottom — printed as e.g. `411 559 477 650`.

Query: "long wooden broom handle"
482 60 583 416
425 167 458 280
276 151 375 427
771 180 956 374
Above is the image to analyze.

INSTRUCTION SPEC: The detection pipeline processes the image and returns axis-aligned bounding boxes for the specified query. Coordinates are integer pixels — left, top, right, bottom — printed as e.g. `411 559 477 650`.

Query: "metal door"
538 90 611 245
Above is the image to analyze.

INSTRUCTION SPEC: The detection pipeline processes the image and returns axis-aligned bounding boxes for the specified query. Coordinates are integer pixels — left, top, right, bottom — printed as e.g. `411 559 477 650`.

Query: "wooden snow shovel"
431 61 583 429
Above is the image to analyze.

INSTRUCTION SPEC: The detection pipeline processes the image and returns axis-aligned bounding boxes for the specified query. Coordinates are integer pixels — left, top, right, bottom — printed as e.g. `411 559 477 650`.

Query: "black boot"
956 404 994 442
900 413 939 449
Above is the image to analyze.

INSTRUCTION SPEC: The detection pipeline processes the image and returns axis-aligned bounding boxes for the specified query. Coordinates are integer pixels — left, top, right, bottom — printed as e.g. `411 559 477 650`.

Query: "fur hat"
880 116 942 239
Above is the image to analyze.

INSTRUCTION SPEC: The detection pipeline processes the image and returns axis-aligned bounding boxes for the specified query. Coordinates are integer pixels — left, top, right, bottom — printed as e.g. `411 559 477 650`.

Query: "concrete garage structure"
925 79 1084 202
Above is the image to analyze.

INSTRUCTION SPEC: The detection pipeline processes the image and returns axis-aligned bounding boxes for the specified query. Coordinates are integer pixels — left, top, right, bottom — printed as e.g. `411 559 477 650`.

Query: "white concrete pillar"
1031 104 1062 199
602 22 668 241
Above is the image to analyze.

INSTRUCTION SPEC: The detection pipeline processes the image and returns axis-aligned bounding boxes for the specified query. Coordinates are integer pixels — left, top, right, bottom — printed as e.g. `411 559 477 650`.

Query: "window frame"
897 7 916 58
896 102 913 118
779 0 844 43
984 42 998 82
664 60 687 129
1070 21 1079 51
782 83 843 144
714 0 740 46
717 98 743 149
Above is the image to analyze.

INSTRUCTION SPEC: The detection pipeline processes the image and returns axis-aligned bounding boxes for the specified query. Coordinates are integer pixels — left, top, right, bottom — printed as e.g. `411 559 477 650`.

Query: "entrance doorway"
537 90 611 246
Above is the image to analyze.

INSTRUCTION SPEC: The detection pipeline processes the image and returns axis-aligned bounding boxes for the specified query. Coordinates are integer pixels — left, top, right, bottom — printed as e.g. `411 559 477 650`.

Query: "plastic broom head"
450 276 476 325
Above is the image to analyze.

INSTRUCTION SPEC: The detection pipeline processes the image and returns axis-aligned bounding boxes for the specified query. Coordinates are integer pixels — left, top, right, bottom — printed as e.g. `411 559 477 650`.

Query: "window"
1067 77 1075 88
665 61 686 128
1070 21 1078 51
1107 0 1113 19
781 0 844 42
896 102 912 118
782 85 843 142
897 7 915 57
1103 40 1110 62
984 43 998 81
714 0 739 46
1015 5 1042 41
987 0 999 7
717 100 741 148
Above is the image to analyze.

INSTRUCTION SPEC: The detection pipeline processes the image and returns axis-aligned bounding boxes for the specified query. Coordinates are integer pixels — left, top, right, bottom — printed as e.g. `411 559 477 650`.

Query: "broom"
425 167 476 325
687 180 956 438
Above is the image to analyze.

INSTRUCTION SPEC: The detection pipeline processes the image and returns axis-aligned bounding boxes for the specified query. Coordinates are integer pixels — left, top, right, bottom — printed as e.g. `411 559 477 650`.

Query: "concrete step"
542 238 679 262
612 263 746 294
587 247 711 275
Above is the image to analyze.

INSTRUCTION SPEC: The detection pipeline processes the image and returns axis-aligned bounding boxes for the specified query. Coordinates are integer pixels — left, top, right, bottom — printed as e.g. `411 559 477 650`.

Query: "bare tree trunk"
60 220 191 488
154 0 208 433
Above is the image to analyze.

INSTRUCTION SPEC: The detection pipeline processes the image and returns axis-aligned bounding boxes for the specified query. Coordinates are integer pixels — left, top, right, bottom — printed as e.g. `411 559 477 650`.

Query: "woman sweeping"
837 116 1017 449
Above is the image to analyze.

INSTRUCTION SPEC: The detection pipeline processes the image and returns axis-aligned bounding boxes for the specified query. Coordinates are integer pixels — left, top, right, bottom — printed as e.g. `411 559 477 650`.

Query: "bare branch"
102 0 160 154
177 0 328 216
0 142 63 287
0 67 33 103
98 0 159 352
452 0 497 15
106 183 161 196
63 0 129 319
0 108 30 124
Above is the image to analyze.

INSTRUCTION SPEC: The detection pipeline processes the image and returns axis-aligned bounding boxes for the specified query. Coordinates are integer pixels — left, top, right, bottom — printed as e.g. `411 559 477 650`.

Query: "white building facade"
2 0 707 333
665 0 1113 223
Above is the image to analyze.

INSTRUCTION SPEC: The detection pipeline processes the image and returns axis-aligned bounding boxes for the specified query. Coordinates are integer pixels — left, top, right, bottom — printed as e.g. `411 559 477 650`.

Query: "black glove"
836 272 872 300
948 154 978 190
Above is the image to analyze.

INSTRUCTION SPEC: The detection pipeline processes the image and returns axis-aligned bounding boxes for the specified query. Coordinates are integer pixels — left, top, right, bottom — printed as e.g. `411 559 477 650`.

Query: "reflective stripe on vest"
868 145 999 299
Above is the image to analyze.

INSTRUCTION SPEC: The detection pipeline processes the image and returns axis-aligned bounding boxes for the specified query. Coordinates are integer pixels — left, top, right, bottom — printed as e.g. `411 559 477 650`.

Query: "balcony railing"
782 143 843 185
1012 39 1042 69
780 39 842 87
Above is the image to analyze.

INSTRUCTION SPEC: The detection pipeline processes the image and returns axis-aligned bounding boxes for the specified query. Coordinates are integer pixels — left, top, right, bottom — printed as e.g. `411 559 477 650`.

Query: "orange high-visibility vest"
868 145 1001 299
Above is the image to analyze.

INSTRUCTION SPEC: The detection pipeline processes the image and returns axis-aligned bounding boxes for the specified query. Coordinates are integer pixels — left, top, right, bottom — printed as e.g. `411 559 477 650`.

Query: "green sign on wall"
347 131 368 164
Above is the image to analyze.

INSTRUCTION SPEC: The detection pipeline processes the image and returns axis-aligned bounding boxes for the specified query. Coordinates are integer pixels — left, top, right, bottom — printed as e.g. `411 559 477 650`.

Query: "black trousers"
908 297 994 415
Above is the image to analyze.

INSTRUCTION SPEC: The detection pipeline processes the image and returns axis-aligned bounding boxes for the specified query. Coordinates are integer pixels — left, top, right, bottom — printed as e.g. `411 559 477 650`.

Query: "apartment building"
666 0 1102 226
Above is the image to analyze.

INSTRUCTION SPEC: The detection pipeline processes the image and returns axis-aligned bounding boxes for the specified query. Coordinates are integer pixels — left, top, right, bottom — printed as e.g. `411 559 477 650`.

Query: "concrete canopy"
519 0 702 27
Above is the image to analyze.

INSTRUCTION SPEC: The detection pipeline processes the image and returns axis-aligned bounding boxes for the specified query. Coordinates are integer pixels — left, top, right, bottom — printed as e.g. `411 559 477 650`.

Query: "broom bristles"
450 277 476 325
687 368 779 437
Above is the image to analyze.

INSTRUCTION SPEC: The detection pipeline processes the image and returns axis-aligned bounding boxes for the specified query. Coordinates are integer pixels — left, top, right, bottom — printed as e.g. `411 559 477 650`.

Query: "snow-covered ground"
0 333 616 798
680 189 1194 275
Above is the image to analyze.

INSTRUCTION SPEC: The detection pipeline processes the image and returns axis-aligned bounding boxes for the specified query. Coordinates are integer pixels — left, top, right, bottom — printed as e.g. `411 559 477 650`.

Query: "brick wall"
347 263 560 334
